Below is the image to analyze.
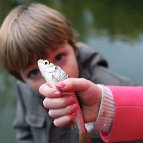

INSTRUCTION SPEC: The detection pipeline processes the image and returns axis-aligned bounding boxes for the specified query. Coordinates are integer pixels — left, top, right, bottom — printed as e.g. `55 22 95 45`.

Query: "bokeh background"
1 0 143 142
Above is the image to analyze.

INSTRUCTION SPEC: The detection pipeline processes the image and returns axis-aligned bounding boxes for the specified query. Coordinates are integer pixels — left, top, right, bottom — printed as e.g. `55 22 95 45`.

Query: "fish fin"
79 132 91 143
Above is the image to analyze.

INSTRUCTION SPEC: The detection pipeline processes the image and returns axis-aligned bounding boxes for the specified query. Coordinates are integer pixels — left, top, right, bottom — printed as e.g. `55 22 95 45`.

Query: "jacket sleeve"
100 86 143 142
13 82 34 143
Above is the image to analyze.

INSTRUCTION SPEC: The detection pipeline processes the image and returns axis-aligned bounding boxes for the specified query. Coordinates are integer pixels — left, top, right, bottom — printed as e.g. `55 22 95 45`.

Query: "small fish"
38 59 91 143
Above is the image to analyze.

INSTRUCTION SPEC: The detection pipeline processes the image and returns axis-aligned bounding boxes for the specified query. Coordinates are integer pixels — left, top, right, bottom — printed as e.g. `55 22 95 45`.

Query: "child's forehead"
26 46 60 65
44 42 68 54
17 43 67 71
25 42 69 65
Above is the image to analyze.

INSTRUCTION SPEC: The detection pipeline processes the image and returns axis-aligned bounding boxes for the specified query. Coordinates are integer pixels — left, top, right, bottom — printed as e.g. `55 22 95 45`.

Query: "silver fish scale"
54 66 68 81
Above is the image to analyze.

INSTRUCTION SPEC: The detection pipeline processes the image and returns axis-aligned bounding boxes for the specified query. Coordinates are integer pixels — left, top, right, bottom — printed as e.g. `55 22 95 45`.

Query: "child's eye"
55 54 64 62
27 69 41 79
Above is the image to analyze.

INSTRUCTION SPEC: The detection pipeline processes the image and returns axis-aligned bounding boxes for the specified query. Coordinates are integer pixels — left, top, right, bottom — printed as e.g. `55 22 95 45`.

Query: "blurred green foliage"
1 0 143 41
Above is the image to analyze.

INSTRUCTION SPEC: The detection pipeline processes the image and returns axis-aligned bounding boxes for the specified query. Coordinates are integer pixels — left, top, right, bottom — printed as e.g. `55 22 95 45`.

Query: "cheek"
26 78 46 92
65 60 79 78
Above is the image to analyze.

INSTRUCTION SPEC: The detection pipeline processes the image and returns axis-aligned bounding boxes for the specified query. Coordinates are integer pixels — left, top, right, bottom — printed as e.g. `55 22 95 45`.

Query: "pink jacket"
100 86 143 142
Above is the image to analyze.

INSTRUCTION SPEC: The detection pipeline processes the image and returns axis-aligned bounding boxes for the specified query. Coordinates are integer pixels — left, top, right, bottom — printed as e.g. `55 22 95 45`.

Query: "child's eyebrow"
46 46 65 55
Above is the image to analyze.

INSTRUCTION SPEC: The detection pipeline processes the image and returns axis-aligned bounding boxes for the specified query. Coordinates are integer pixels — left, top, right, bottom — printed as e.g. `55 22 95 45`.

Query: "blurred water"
87 34 143 84
0 0 143 142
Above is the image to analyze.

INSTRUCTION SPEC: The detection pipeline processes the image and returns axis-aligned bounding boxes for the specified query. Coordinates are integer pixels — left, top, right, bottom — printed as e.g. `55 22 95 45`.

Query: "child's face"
20 42 79 92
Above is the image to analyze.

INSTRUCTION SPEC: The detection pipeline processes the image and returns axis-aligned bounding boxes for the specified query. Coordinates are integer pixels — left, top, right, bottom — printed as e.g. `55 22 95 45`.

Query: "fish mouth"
38 59 47 65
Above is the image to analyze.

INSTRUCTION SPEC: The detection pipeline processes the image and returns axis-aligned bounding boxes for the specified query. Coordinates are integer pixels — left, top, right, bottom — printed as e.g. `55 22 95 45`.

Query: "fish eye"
44 61 48 65
44 61 50 65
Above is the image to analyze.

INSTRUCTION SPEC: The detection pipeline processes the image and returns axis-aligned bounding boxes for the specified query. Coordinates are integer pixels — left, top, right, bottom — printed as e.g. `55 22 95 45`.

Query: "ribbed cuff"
85 84 115 133
94 84 115 132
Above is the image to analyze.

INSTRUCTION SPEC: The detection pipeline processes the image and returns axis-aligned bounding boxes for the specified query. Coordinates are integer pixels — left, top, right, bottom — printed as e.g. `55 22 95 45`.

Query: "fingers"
48 103 78 118
39 82 79 127
53 113 76 127
55 78 91 92
55 78 102 105
39 78 91 98
39 79 87 127
43 95 76 109
39 83 61 98
47 99 78 127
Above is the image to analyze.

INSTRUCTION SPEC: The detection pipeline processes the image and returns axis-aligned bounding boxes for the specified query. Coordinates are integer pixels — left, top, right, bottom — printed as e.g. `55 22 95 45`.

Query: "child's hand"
39 78 102 127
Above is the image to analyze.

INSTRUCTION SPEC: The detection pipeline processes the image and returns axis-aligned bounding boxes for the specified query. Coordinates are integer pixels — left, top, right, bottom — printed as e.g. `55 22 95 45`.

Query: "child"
0 3 135 143
40 79 143 142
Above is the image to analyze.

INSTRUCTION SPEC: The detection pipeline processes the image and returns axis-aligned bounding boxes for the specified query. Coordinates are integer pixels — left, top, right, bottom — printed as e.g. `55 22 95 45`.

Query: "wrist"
82 83 102 123
94 84 115 132
90 84 103 122
85 84 115 133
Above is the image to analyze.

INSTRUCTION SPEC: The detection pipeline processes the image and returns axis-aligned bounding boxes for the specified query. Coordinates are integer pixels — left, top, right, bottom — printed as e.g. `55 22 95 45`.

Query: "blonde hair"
0 3 77 80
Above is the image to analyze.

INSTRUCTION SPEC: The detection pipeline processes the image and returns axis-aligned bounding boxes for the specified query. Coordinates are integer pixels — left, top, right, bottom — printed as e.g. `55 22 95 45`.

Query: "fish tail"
79 132 91 143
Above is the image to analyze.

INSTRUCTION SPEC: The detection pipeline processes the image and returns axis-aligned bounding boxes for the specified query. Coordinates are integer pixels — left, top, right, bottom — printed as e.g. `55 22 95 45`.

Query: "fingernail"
56 82 65 88
54 91 61 97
